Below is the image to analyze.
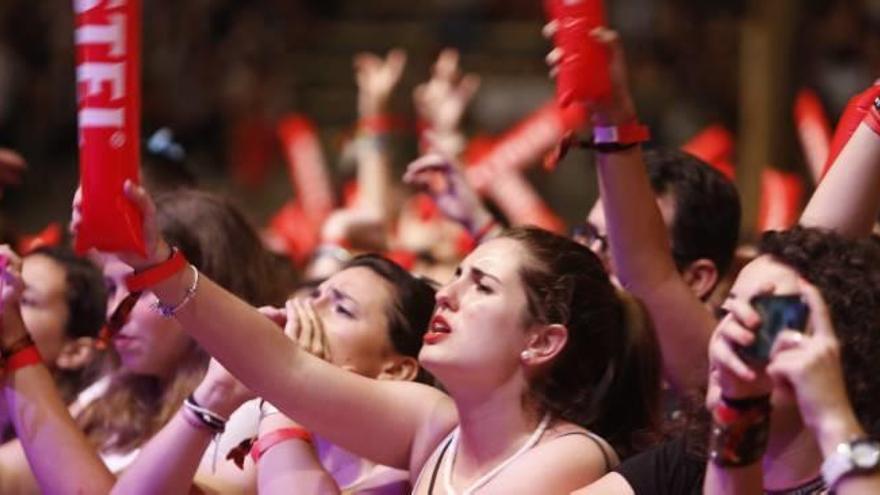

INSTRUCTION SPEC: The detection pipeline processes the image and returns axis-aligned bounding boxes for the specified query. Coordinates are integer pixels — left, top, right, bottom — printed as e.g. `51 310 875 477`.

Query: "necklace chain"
441 414 551 495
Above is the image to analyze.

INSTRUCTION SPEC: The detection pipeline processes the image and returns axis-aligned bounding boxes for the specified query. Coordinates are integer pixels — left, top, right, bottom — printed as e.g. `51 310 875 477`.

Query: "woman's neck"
448 376 544 483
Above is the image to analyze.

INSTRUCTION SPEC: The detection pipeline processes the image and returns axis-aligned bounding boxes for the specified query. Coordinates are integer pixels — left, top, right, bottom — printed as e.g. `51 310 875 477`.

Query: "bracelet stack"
125 247 199 318
709 395 772 467
182 394 227 433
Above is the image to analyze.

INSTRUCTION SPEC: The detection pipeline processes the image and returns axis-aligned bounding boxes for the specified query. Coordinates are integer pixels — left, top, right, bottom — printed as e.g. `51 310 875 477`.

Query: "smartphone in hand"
737 294 810 365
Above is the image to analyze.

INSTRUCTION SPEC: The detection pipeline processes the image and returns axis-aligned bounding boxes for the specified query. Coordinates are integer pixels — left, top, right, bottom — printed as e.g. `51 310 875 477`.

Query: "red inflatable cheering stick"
545 0 612 107
73 0 145 256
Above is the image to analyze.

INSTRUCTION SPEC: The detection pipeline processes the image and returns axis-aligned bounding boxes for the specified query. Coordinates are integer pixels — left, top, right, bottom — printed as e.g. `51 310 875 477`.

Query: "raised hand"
765 281 858 444
403 154 493 234
544 25 637 126
0 245 23 311
284 298 332 362
354 49 407 118
413 49 480 136
257 300 333 362
707 290 775 404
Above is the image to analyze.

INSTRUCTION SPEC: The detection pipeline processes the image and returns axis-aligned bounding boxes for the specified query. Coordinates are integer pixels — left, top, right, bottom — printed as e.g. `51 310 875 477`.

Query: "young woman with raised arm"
111 177 661 494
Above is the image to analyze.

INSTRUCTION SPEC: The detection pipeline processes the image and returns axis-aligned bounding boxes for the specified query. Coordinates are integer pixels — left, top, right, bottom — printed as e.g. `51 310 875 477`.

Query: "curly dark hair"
759 226 880 436
500 226 662 459
645 149 741 276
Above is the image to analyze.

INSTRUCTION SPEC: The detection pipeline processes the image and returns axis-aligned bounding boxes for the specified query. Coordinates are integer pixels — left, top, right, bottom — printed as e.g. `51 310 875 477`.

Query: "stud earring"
520 350 535 361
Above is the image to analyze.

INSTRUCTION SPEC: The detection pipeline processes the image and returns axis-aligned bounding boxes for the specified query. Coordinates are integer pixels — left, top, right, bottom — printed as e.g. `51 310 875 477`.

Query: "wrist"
358 99 389 120
814 409 865 457
193 381 242 418
259 412 300 435
592 97 638 127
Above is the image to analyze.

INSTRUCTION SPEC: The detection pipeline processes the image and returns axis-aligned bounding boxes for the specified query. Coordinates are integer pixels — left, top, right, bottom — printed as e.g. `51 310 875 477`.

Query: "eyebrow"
471 266 502 285
329 287 359 308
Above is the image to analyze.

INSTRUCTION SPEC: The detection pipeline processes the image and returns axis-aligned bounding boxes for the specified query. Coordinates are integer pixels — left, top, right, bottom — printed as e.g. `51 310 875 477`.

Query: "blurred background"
1 0 878 239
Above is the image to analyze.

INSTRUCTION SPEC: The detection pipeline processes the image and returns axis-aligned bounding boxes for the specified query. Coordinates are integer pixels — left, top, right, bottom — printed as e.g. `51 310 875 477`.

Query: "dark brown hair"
344 255 436 383
76 189 287 453
500 226 662 459
27 246 109 404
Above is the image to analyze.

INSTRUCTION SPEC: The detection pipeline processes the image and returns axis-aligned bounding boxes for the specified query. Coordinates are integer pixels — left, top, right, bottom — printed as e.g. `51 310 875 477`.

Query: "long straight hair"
76 190 288 453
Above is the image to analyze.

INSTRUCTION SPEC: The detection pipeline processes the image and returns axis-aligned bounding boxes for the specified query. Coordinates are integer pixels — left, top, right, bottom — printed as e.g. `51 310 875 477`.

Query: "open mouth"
423 315 452 344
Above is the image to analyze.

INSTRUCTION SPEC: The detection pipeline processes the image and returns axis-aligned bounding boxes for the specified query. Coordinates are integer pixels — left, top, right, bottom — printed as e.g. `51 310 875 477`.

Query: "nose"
435 279 460 312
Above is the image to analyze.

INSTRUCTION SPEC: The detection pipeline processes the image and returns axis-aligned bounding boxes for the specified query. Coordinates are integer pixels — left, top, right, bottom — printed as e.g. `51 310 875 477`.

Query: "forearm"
4 364 114 493
356 142 393 221
703 464 763 495
257 415 339 495
800 123 880 237
596 147 712 391
149 271 435 469
112 411 212 495
595 147 679 291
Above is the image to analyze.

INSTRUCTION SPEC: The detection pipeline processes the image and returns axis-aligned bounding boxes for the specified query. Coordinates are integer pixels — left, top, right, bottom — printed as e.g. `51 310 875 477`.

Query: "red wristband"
5 346 42 374
357 114 399 135
126 248 187 292
250 427 313 463
865 97 880 136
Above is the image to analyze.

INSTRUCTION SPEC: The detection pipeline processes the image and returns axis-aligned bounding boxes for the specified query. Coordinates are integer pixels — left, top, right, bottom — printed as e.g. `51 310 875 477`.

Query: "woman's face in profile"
706 255 802 411
102 258 192 378
419 237 535 384
308 266 399 378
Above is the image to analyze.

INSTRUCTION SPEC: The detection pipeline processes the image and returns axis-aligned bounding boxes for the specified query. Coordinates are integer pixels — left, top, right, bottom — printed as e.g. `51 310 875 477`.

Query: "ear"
376 355 420 382
55 337 97 371
521 324 568 367
680 258 719 301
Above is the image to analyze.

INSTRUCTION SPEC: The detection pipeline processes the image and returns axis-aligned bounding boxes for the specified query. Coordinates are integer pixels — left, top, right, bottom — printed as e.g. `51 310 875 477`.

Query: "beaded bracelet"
152 265 199 318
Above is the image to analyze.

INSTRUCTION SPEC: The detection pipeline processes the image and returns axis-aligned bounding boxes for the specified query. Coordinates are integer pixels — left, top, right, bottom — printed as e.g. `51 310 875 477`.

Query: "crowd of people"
0 10 879 495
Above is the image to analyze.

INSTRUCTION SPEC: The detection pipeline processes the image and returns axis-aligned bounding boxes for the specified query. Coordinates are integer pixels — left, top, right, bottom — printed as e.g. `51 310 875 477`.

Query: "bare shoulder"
571 472 636 495
475 423 620 494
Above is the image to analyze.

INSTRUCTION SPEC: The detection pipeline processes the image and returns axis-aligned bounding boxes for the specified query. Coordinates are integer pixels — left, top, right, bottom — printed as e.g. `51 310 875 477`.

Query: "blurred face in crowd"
21 254 70 366
583 194 678 277
103 258 193 379
308 266 407 379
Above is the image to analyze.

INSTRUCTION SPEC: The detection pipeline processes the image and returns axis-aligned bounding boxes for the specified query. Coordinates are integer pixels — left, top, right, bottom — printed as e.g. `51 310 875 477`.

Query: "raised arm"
352 49 407 222
799 83 880 237
578 29 715 392
112 183 456 474
0 247 114 494
413 48 480 160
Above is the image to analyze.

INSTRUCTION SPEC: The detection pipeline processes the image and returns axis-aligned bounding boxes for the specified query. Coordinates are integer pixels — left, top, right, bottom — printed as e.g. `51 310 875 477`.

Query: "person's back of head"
759 226 880 437
500 226 662 459
645 149 741 279
155 189 288 307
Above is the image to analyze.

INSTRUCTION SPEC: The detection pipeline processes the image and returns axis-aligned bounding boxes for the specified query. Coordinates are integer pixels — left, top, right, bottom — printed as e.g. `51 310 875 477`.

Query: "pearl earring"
521 350 535 361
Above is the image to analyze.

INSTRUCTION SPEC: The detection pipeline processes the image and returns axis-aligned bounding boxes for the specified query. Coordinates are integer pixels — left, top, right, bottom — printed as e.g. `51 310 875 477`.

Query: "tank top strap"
554 430 618 473
412 427 457 494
